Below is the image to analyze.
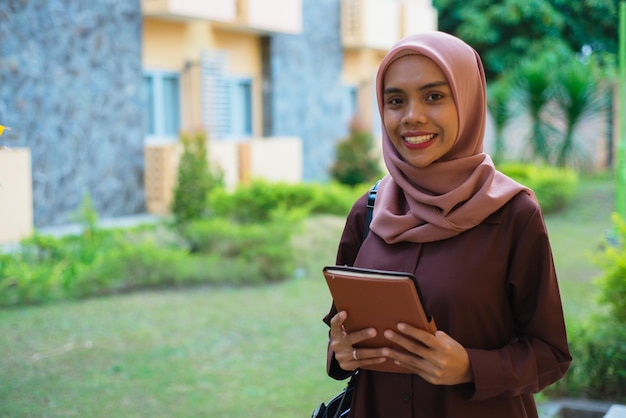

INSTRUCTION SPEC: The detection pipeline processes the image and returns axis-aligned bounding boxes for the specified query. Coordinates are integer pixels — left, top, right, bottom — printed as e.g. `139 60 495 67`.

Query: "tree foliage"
488 52 609 169
330 117 384 187
433 0 618 80
172 131 223 224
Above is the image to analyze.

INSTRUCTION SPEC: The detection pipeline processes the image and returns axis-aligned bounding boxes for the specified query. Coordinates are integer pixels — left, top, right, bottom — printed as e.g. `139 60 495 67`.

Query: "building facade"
0 0 437 235
0 0 145 230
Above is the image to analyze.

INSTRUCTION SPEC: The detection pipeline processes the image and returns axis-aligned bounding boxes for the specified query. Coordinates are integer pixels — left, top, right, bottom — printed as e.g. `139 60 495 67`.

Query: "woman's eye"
426 93 443 102
387 97 403 106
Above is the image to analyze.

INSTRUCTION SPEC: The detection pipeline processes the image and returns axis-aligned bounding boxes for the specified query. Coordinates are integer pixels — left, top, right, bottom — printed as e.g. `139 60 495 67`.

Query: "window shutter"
201 50 230 139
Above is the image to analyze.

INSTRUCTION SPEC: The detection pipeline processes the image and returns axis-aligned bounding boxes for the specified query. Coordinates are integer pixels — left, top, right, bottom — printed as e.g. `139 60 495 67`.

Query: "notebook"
323 265 437 373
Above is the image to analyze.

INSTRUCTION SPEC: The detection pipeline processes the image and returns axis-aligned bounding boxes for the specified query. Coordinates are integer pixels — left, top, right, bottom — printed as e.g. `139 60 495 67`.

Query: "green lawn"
0 177 616 417
543 176 615 324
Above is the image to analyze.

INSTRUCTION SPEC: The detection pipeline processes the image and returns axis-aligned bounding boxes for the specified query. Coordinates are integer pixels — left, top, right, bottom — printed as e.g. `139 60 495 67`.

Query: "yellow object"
0 125 11 136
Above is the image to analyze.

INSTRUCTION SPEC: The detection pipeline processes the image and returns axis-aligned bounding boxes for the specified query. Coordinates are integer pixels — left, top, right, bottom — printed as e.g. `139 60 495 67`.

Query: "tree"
172 131 223 224
491 52 608 168
552 57 609 168
487 78 515 165
330 117 384 187
433 0 618 80
511 54 558 164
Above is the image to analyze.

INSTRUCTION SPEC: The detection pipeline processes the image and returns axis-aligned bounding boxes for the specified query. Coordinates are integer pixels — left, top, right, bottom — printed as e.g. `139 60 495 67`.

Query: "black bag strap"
332 371 358 418
362 179 381 242
311 372 359 418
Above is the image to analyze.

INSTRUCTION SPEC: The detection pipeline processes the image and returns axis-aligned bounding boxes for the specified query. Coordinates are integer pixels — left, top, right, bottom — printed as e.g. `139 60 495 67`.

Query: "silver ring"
352 348 358 361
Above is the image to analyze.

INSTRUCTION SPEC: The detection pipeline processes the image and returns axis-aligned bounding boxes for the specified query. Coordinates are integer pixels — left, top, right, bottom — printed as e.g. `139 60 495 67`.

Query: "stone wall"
270 0 345 182
0 0 145 227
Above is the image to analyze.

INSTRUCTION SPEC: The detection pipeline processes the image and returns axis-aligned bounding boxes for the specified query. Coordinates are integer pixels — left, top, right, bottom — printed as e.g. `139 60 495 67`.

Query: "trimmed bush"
498 162 578 213
172 131 223 224
179 216 297 282
0 219 297 307
208 180 365 223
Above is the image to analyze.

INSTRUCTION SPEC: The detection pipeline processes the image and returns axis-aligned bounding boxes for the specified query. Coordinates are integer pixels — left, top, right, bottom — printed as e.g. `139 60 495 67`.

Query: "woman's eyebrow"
383 87 404 95
419 81 449 91
383 81 449 95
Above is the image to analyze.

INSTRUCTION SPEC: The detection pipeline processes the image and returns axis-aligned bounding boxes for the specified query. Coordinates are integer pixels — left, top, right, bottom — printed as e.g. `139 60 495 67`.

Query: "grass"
0 177 616 417
543 175 615 324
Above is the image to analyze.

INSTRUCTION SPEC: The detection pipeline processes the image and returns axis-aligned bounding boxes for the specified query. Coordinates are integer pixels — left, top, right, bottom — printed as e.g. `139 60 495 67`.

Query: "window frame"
144 69 181 143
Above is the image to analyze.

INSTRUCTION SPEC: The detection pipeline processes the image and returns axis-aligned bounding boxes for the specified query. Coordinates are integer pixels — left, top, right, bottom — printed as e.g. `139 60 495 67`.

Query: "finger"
329 311 347 328
330 327 377 353
329 312 348 339
336 347 387 370
383 329 430 357
396 323 438 346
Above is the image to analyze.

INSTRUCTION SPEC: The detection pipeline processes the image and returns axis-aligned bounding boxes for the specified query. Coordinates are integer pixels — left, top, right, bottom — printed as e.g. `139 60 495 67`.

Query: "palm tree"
487 78 514 165
553 57 607 168
512 57 555 164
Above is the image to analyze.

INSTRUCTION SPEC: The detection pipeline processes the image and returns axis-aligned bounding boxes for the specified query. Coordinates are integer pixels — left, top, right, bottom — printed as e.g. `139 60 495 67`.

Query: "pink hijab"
369 31 530 244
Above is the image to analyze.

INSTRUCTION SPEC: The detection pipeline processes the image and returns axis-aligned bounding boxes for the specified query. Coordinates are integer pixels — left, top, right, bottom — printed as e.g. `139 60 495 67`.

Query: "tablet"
323 265 437 373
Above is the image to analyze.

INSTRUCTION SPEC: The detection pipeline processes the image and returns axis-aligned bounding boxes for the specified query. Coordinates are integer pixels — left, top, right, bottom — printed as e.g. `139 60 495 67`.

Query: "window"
200 50 253 140
228 77 253 139
144 70 180 140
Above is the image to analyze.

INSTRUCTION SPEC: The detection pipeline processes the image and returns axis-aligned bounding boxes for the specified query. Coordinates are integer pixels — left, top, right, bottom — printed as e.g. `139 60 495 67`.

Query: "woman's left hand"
382 323 474 385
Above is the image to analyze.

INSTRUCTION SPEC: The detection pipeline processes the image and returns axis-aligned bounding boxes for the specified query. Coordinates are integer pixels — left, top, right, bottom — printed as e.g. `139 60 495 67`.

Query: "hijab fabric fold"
369 31 531 244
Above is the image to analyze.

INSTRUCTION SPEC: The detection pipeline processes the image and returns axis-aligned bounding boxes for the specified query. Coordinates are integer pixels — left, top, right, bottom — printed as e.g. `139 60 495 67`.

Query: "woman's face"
382 54 459 168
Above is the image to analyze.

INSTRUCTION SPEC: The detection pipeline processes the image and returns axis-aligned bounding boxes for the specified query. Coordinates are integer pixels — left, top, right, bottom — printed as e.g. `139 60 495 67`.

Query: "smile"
404 133 436 144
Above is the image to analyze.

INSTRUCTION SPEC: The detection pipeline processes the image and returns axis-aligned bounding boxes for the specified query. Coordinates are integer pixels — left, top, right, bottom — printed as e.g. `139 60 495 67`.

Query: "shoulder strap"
362 179 381 242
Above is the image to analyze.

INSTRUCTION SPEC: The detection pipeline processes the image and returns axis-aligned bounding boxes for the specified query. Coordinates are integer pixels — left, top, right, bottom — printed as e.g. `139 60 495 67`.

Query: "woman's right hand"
329 310 387 371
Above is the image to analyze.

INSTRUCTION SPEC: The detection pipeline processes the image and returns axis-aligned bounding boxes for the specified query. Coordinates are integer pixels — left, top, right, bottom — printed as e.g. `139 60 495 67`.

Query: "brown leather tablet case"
323 265 437 373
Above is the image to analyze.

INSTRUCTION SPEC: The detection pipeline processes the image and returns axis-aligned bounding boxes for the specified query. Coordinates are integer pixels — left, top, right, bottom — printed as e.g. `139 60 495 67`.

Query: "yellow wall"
142 18 187 69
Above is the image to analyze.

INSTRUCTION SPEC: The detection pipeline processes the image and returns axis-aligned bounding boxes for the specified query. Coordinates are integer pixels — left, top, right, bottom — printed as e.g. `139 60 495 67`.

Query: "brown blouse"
323 191 572 418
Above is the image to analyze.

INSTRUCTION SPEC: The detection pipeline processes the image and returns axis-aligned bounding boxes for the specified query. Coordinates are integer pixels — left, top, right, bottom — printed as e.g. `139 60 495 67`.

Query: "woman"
323 31 571 417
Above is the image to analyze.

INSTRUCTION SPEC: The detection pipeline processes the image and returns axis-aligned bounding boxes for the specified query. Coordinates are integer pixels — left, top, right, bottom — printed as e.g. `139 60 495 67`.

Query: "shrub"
179 216 297 282
498 162 578 213
0 211 301 306
552 214 626 402
307 181 368 216
0 180 376 307
172 131 223 224
208 180 365 223
330 117 384 186
592 214 626 323
555 319 626 401
0 227 188 305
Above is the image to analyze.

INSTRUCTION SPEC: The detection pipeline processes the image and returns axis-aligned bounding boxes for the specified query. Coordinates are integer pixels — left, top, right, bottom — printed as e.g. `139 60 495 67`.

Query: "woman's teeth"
404 134 436 144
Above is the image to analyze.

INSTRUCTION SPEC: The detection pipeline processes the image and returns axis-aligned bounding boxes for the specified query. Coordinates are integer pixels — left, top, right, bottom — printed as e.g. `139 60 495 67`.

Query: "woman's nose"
405 101 428 124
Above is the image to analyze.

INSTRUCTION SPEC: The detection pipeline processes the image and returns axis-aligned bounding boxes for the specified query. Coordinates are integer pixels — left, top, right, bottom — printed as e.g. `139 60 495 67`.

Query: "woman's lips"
404 133 436 145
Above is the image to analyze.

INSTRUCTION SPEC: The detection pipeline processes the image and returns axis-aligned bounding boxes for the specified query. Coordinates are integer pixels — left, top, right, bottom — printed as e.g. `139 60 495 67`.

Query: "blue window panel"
162 75 180 136
230 77 253 139
144 70 180 141
144 76 155 135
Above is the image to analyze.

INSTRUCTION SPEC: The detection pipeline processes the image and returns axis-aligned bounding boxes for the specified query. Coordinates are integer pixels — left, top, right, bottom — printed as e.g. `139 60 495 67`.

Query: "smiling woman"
322 31 571 418
381 55 458 168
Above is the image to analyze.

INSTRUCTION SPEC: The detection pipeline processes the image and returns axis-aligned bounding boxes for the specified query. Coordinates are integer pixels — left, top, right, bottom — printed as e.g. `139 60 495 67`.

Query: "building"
141 0 437 213
0 0 437 241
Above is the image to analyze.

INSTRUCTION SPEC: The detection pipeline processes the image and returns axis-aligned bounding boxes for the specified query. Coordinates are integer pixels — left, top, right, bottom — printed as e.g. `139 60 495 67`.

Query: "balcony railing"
142 0 302 35
341 0 437 50
142 0 237 22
